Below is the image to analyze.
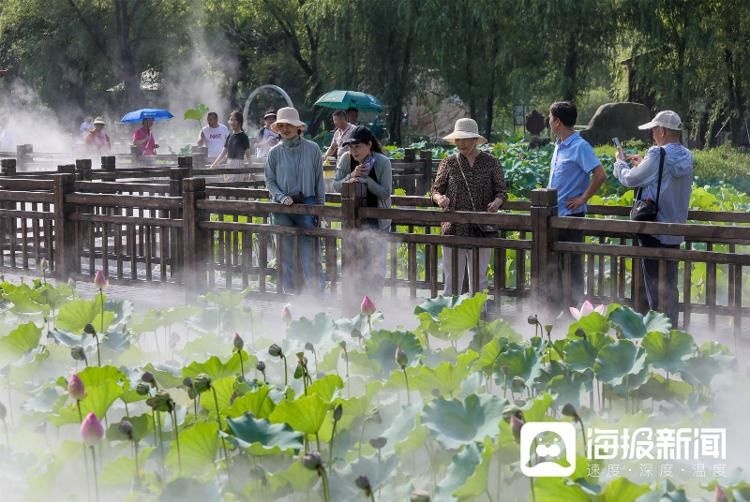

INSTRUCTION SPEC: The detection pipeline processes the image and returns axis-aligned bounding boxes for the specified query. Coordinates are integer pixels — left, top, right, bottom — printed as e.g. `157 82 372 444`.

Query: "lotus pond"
0 275 747 501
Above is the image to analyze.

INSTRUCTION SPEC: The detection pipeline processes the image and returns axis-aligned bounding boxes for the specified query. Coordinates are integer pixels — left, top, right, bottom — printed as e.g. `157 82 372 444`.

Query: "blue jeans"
272 196 324 293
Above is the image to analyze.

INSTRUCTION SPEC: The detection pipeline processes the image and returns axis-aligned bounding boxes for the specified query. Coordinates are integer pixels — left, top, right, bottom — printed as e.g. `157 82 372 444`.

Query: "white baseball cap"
638 110 682 131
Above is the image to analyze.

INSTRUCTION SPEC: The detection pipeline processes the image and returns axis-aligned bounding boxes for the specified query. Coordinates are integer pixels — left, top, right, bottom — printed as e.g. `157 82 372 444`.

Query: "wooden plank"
553 241 750 266
551 216 750 241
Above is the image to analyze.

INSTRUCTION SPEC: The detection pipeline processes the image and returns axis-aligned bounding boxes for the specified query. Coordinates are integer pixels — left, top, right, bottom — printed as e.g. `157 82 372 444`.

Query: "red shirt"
132 126 156 156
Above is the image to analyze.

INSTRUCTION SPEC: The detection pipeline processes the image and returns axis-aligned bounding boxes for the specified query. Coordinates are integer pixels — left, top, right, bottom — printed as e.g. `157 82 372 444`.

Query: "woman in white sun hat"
431 118 508 296
264 107 325 294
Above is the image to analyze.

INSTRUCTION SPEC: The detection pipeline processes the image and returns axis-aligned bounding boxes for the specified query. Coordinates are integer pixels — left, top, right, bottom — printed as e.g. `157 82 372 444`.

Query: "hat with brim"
638 110 682 131
93 117 106 125
271 107 306 132
263 110 277 120
442 118 487 144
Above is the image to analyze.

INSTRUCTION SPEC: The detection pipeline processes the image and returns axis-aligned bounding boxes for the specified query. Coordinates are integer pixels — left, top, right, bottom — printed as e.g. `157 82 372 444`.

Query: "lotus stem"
281 354 288 386
238 351 245 378
98 289 104 339
319 467 331 502
171 409 182 474
328 422 337 467
77 401 92 501
90 445 101 502
94 334 101 368
315 432 321 452
402 368 411 405
342 346 350 398
133 440 141 488
1 418 8 448
530 477 536 502
211 386 230 470
155 411 165 475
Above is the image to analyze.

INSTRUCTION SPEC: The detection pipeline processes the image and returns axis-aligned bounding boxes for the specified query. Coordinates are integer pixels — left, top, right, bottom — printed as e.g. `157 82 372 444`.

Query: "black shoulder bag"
457 156 501 238
629 147 665 222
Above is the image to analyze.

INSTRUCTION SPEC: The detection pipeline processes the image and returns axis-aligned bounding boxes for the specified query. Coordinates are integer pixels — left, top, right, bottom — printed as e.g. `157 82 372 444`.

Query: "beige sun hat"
638 110 682 131
93 116 106 125
271 107 306 132
442 118 487 144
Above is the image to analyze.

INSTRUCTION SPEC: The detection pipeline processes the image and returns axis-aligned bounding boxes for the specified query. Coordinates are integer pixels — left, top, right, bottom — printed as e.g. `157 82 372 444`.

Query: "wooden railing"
0 169 748 332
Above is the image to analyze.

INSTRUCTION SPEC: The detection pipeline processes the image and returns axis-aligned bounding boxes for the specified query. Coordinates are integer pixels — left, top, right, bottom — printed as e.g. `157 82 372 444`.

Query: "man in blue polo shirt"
547 101 606 307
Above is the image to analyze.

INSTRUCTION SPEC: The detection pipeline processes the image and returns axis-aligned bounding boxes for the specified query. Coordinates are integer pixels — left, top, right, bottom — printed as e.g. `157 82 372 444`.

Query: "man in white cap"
613 110 693 327
264 107 325 293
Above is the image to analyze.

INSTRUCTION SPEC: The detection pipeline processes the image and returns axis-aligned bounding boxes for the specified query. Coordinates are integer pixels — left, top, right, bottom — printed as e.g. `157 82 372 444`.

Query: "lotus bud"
182 377 193 388
333 403 343 422
360 295 376 316
67 373 86 401
194 373 212 393
268 344 283 358
135 382 151 396
83 323 96 336
410 491 432 502
501 366 509 376
281 304 292 324
527 314 539 325
715 485 728 502
355 475 373 497
561 403 579 420
233 333 244 352
369 436 387 449
304 342 314 352
351 328 362 340
80 412 104 445
574 328 587 339
146 390 175 413
0 401 6 421
38 258 49 273
256 361 266 372
118 419 133 441
94 270 108 289
67 278 76 289
510 414 524 443
302 451 322 471
339 340 346 350
395 345 408 369
70 346 87 362
141 371 156 386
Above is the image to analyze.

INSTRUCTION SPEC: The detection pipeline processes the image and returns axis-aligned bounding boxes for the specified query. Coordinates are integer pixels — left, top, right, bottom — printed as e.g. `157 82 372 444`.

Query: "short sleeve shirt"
225 130 250 160
548 132 601 216
201 124 230 157
331 123 356 158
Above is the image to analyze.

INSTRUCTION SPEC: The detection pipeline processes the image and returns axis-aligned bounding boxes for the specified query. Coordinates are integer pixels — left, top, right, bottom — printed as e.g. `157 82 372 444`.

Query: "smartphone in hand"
612 137 623 155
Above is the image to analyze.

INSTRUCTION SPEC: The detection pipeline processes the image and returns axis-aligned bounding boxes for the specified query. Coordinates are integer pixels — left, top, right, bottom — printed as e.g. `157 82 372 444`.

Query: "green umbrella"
313 90 384 112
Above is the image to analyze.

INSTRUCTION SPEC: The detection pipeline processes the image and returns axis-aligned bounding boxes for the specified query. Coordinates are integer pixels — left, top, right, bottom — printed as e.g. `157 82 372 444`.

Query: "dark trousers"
558 213 585 307
638 234 680 327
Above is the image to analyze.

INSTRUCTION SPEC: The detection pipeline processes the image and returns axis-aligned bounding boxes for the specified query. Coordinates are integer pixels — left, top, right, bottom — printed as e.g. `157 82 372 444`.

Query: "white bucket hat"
271 107 306 132
93 116 106 125
442 118 487 144
638 110 682 131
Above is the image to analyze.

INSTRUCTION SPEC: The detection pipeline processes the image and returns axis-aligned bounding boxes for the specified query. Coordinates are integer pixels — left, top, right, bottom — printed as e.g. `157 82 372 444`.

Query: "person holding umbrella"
132 117 159 156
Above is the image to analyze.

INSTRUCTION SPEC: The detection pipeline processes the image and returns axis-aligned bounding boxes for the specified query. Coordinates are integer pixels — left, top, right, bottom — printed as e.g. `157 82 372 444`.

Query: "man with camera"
265 107 326 293
613 110 693 326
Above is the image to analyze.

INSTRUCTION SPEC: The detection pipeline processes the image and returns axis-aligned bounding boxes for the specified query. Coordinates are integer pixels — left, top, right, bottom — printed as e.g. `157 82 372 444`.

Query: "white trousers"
442 247 491 296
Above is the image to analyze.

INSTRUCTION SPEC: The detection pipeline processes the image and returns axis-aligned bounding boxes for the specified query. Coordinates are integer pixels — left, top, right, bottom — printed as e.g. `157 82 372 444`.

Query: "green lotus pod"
302 451 322 471
355 475 372 497
83 323 97 336
135 382 151 396
369 436 387 449
146 390 175 413
194 373 212 393
70 346 87 362
268 344 283 358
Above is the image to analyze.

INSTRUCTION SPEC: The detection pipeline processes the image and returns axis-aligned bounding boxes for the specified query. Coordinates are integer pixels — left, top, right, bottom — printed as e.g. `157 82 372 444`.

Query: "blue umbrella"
120 108 174 123
313 90 384 112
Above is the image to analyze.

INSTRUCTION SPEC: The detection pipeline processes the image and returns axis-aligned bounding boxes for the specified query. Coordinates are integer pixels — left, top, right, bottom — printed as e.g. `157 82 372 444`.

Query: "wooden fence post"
404 148 416 162
57 164 76 175
530 188 558 313
15 144 32 170
182 177 207 294
340 182 368 308
191 146 207 169
75 159 92 181
101 156 116 181
0 158 16 176
130 145 141 166
169 166 190 280
419 149 432 195
53 173 77 280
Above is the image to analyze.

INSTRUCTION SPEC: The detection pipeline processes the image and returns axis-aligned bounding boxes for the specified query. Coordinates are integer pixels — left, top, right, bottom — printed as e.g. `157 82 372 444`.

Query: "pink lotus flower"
281 304 292 324
361 296 376 316
94 270 108 290
569 300 606 320
715 485 728 502
80 412 104 445
68 374 86 401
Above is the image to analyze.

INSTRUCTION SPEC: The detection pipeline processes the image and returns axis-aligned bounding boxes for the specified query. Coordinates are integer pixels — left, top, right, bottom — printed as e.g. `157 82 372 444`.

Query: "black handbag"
457 157 501 238
629 147 665 222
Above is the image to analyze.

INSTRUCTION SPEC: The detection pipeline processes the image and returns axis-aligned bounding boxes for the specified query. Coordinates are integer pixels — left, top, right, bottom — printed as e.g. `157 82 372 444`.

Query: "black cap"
342 126 374 146
263 109 277 119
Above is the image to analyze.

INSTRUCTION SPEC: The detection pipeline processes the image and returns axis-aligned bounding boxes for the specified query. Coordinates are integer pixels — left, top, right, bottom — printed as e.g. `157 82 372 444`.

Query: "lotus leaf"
422 393 504 449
